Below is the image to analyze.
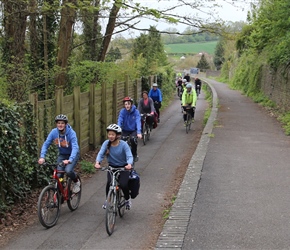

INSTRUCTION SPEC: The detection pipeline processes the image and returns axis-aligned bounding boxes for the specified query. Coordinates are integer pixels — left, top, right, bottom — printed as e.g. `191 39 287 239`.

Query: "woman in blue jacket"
148 83 162 123
95 124 133 210
118 97 142 162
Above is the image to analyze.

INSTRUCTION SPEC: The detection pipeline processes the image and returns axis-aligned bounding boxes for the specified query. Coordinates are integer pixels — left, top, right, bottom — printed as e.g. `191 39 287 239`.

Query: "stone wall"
260 65 290 111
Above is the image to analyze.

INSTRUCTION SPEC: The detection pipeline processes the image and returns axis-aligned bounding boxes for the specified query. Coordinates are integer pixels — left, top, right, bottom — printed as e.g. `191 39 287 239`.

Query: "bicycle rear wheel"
106 189 117 236
37 185 60 228
117 188 125 218
67 175 82 211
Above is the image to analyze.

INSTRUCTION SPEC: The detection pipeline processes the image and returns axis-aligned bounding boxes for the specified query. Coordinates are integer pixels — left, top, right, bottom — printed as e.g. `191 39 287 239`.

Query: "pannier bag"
129 170 140 199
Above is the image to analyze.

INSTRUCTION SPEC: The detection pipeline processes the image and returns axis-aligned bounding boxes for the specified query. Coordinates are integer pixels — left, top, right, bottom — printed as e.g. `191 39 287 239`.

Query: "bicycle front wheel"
186 113 191 134
67 175 82 211
142 123 147 145
118 188 125 218
37 185 60 228
146 124 150 141
106 189 117 236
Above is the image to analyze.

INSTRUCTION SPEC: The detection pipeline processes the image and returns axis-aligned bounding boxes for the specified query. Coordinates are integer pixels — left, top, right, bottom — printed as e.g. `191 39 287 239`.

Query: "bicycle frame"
141 113 151 145
103 166 124 191
49 164 69 200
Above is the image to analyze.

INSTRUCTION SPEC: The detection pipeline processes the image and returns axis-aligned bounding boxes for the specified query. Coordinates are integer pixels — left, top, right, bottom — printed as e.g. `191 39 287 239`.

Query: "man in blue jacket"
118 97 142 162
149 83 162 123
38 114 81 193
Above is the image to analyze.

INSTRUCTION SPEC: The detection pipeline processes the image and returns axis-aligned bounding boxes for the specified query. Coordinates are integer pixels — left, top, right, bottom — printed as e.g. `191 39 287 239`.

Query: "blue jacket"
148 88 162 102
96 140 133 166
118 105 141 134
40 124 79 162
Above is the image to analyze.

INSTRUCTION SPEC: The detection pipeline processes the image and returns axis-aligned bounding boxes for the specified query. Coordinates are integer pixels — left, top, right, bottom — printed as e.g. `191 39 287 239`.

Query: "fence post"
113 81 118 123
134 79 138 103
29 93 40 147
55 88 64 115
125 75 129 96
89 84 96 149
101 82 107 141
73 86 81 151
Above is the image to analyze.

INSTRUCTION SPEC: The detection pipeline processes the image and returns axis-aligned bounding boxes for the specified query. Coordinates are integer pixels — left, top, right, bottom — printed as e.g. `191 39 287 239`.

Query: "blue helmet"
186 83 193 88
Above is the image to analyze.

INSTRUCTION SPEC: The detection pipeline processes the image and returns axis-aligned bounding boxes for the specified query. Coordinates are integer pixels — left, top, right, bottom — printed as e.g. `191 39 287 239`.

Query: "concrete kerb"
155 79 218 249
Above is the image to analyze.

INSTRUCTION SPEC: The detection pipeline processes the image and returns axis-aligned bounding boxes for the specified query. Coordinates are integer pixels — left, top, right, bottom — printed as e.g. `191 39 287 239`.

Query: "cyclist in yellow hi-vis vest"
181 83 197 126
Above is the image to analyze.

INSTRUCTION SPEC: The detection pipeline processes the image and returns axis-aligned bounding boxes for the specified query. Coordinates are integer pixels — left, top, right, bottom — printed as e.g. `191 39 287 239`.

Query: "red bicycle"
37 162 82 228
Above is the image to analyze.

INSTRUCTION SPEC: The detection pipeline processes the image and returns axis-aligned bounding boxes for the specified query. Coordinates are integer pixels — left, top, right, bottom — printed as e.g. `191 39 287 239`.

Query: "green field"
164 41 217 55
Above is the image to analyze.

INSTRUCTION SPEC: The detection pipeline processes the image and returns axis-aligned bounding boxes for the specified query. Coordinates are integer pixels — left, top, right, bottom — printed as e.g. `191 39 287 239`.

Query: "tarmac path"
158 78 290 250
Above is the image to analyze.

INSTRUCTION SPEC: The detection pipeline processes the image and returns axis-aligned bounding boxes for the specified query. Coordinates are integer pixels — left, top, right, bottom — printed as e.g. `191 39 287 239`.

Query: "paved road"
156 79 290 249
3 89 208 250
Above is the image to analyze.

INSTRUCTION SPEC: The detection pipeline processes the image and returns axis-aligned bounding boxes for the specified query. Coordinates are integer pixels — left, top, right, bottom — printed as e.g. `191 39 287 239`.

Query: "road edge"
155 79 218 249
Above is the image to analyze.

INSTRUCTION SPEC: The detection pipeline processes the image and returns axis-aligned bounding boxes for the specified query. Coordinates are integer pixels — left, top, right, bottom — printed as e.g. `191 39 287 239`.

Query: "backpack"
128 170 140 199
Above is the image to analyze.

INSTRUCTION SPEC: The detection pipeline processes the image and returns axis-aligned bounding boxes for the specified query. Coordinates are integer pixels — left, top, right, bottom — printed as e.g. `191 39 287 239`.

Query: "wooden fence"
29 75 155 156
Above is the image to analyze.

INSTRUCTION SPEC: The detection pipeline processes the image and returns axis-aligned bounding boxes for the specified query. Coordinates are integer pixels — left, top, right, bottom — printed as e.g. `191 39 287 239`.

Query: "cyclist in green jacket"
181 83 197 126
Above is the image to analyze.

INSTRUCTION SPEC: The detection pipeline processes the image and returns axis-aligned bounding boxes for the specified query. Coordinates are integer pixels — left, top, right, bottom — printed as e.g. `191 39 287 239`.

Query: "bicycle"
37 162 82 228
121 135 137 164
177 85 182 97
183 106 195 134
141 113 151 145
196 85 201 96
100 166 129 236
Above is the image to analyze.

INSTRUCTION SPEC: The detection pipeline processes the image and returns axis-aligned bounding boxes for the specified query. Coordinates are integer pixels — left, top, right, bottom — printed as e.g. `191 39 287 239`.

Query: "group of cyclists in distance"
176 72 202 126
37 73 201 214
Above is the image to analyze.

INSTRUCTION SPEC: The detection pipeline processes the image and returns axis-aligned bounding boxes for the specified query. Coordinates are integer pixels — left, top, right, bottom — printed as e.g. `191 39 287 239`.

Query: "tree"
214 39 225 70
132 26 168 75
55 0 77 88
106 47 122 62
197 54 210 71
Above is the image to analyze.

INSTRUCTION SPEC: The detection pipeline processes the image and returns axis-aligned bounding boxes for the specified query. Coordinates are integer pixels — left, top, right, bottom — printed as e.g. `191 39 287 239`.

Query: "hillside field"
164 41 217 55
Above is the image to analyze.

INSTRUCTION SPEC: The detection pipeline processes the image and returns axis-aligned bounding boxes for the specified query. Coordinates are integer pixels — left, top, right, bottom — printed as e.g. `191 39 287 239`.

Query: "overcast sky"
116 0 253 38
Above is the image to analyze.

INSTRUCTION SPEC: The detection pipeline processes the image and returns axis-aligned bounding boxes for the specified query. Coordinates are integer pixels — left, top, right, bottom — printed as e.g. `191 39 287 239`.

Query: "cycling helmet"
182 79 187 83
106 124 122 134
123 96 133 103
152 83 158 87
186 83 193 88
55 114 68 123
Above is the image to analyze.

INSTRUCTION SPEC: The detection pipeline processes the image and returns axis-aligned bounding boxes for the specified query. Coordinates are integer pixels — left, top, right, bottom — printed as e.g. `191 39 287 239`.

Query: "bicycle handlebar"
99 166 134 172
40 162 66 168
140 113 152 117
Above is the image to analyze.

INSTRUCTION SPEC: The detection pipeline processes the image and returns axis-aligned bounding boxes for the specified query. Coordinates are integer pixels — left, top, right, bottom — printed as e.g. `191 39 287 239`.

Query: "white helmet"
182 79 187 83
106 124 122 134
152 83 158 87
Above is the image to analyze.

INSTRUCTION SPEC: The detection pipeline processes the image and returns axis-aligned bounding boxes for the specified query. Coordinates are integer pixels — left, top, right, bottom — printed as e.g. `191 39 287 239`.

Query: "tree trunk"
55 0 77 88
29 0 38 65
3 0 28 63
97 0 121 62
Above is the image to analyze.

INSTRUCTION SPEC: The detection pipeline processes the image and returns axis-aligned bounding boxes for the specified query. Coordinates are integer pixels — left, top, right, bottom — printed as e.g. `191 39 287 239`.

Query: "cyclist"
137 91 156 131
184 73 191 83
148 83 162 123
118 97 142 162
194 77 202 96
95 124 133 210
38 114 81 193
181 83 197 126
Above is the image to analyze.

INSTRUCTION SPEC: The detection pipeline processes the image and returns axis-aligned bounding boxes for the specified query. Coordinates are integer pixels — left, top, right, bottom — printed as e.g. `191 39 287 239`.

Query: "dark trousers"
122 131 138 157
182 106 195 121
154 102 161 119
106 170 130 200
